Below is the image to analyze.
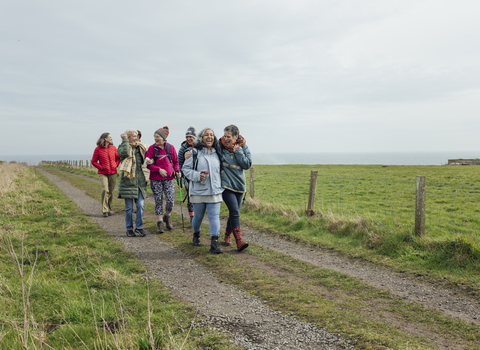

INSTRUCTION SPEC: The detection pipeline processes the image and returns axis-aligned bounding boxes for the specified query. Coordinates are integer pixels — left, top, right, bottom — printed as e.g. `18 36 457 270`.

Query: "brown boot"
224 224 232 246
164 214 173 230
232 227 248 252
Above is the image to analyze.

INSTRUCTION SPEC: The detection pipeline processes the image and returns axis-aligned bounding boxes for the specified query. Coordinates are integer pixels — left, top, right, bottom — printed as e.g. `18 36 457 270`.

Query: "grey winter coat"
182 148 224 197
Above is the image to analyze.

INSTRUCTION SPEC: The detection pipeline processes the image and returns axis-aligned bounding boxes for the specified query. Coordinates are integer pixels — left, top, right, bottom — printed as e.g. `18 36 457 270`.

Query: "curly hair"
193 128 219 151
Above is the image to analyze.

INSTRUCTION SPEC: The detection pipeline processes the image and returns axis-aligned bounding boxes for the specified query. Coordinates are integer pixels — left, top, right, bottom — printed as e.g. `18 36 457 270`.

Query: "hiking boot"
193 232 201 246
157 221 164 234
224 224 232 246
103 212 108 217
108 212 114 216
232 227 248 251
210 236 223 254
135 228 146 237
164 215 173 230
126 230 136 237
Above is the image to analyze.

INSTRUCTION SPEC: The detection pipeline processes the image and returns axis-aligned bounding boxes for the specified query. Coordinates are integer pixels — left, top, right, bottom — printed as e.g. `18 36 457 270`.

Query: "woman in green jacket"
118 129 148 237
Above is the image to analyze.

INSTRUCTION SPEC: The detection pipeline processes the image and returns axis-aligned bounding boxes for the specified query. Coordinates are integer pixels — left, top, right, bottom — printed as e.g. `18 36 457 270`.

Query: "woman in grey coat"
182 128 224 254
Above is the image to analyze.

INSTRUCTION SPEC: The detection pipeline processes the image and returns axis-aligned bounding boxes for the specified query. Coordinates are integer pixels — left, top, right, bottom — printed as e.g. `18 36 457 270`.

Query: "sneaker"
135 228 146 237
103 212 108 217
126 230 136 237
164 215 173 230
157 221 164 234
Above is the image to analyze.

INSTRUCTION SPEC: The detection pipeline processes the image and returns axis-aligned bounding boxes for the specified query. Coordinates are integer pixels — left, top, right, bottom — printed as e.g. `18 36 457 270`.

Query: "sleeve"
171 145 180 172
234 144 252 170
114 146 120 167
146 145 159 172
118 139 131 160
182 151 200 182
91 147 102 170
178 145 185 171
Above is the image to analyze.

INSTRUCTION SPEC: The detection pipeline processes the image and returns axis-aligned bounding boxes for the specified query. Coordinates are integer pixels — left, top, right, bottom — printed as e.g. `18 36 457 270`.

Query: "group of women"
91 125 252 254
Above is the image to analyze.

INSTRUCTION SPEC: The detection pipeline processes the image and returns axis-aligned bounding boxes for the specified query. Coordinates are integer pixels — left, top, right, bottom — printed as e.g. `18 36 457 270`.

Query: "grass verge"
0 164 236 349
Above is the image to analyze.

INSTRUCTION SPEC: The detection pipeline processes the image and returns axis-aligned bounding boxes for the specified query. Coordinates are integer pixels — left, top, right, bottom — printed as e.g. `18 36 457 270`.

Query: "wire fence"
247 169 480 237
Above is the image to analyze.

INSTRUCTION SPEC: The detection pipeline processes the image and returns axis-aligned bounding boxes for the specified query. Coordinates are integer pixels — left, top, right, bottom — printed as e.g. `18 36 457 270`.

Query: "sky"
1 0 480 159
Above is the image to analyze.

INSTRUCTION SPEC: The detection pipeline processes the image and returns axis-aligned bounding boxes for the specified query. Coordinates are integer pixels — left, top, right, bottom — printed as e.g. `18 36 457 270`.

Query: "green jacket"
117 138 148 199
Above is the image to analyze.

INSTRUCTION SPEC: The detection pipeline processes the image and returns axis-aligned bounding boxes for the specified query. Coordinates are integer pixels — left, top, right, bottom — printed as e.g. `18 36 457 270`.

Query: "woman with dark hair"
220 125 252 251
118 129 148 237
91 132 120 217
182 128 224 254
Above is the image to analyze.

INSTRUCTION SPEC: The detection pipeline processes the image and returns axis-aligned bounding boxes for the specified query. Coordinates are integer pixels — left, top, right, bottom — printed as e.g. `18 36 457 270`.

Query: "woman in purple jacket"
146 126 180 233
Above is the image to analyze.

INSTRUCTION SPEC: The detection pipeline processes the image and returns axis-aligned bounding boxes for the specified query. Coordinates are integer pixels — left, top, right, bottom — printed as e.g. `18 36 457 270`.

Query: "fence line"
41 161 479 237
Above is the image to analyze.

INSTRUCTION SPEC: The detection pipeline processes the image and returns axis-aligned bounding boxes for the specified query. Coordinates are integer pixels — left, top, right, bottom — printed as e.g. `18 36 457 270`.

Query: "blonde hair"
125 129 137 138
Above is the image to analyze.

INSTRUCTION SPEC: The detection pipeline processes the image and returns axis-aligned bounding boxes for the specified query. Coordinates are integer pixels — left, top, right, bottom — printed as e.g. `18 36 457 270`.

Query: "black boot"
210 236 223 254
193 232 201 246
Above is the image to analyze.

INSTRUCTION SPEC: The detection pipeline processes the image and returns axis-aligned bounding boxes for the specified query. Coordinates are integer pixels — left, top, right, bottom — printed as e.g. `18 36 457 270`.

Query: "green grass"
44 165 480 350
0 164 237 349
240 164 480 293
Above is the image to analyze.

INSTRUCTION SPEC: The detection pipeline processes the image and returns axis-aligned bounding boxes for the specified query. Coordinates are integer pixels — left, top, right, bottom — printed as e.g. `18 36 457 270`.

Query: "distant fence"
40 160 93 168
247 168 480 237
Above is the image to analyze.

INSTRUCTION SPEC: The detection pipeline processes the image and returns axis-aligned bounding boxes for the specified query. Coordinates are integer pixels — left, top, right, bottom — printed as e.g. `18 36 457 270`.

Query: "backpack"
153 143 172 165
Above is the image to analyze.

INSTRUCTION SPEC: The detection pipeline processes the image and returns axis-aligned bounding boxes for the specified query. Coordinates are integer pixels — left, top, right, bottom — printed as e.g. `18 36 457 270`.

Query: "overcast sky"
1 0 479 157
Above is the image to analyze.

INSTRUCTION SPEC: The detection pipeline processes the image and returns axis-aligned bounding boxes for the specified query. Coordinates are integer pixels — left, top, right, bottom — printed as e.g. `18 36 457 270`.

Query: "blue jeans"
192 202 221 238
222 189 243 229
124 189 145 230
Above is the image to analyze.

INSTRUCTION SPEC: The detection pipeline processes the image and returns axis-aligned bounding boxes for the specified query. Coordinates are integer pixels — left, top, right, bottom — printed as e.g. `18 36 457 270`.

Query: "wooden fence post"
307 170 318 216
415 175 426 236
249 168 255 199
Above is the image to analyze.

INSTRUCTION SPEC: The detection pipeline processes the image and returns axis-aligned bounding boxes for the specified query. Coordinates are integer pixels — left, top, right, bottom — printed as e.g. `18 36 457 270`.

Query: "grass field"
44 163 480 292
0 163 235 349
43 164 480 349
238 164 480 292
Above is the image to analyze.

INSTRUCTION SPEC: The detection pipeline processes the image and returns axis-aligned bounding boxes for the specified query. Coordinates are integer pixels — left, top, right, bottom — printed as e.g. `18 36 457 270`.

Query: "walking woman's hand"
120 133 127 139
184 151 192 160
159 169 167 177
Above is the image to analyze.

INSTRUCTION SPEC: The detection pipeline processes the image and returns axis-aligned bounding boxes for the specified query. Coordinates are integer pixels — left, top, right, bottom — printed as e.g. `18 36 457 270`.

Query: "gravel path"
36 168 353 349
59 169 480 327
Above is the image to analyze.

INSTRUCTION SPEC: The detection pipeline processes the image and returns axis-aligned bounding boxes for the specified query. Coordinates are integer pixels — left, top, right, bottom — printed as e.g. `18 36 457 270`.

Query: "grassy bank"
0 163 235 349
239 164 480 293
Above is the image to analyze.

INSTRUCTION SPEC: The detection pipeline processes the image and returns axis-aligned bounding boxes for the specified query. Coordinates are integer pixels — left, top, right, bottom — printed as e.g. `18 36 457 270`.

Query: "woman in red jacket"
92 132 120 217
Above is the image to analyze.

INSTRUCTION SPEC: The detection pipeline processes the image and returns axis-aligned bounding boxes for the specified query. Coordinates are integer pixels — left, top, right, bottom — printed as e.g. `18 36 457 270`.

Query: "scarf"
220 135 246 153
118 142 147 179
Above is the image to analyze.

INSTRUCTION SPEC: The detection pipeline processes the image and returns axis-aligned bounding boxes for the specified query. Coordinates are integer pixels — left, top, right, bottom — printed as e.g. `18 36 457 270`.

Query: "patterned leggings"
150 179 175 216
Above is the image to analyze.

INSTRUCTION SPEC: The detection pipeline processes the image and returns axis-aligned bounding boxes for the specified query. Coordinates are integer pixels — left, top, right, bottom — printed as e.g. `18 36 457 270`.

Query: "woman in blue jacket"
220 125 252 251
182 128 224 254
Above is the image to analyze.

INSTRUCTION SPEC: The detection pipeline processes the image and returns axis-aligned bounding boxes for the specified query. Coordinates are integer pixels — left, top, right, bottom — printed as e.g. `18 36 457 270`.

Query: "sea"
2 152 480 166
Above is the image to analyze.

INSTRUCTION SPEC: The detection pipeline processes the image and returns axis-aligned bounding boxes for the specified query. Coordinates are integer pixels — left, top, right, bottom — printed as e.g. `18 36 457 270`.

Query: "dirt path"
36 168 353 349
58 169 480 327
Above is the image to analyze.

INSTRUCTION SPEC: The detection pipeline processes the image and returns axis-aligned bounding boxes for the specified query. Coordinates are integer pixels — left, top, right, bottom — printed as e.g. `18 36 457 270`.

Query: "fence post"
415 175 426 236
249 168 255 199
307 170 318 216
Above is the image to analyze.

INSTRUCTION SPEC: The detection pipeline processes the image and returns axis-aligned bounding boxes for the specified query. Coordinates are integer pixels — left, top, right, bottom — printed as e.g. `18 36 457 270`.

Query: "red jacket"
91 145 120 175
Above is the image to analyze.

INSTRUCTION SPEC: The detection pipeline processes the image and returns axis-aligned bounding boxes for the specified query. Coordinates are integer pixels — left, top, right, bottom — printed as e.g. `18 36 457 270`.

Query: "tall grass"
0 164 233 349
